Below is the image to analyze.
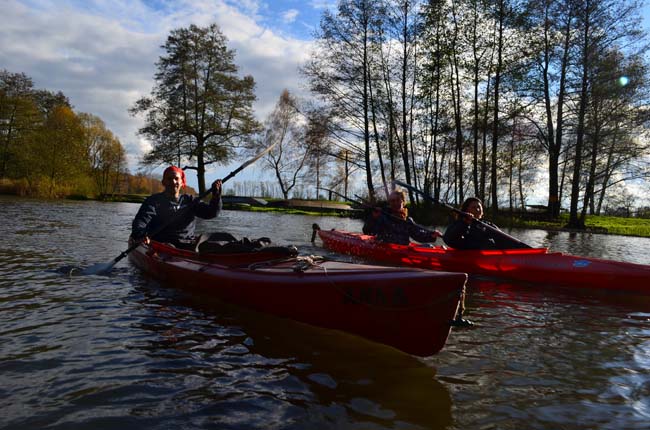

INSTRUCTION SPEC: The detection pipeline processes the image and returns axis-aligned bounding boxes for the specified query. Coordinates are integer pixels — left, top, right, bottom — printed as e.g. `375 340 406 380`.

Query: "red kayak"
129 240 467 356
317 229 650 293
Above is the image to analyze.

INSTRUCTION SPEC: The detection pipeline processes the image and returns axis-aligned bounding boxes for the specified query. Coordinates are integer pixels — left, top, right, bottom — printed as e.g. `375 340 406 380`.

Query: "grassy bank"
409 204 650 238
515 214 650 237
225 204 353 217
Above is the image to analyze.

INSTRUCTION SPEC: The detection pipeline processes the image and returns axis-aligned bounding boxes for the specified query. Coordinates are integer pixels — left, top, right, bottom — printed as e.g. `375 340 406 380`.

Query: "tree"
79 113 128 196
254 90 309 199
382 0 422 201
520 0 576 218
567 0 646 228
0 70 39 178
127 171 163 195
419 0 456 203
458 0 497 201
302 0 650 215
581 49 650 217
27 106 87 197
489 0 508 215
305 108 334 199
448 0 470 204
131 23 260 194
303 0 385 199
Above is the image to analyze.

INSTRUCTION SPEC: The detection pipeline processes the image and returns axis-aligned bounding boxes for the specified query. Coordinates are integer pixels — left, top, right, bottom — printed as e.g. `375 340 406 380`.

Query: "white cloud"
226 0 262 16
309 0 336 10
0 0 313 183
282 9 299 24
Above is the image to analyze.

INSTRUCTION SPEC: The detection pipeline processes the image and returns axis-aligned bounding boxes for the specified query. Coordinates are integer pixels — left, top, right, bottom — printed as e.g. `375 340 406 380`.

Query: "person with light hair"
363 189 442 245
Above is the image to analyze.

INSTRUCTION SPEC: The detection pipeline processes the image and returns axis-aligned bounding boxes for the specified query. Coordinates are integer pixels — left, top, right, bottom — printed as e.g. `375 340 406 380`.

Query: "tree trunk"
197 139 206 195
368 57 389 198
362 24 374 199
549 3 572 218
481 71 492 203
401 1 413 202
580 107 601 224
344 151 349 198
471 2 481 198
491 0 505 217
542 1 557 218
568 2 590 229
596 127 617 214
450 3 464 203
518 155 525 211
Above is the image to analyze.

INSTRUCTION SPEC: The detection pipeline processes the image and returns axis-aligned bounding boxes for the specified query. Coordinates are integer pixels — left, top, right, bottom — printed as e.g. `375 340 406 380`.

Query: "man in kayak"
442 197 502 249
363 189 442 245
130 165 222 249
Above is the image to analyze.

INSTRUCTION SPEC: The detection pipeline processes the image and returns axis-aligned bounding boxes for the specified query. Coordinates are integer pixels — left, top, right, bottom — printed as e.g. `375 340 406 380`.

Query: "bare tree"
253 90 309 199
302 0 385 199
567 0 646 227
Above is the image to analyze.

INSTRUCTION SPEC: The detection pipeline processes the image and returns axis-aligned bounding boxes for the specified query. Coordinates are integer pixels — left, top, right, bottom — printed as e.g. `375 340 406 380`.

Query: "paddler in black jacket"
363 189 442 245
443 197 507 250
130 166 222 249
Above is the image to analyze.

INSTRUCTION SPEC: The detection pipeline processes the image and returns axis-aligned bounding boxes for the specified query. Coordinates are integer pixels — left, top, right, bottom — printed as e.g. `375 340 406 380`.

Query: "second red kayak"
317 229 650 293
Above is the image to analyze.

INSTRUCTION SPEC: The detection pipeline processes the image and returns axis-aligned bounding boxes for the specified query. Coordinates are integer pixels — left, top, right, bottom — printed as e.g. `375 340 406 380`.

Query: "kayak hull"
129 241 467 356
318 229 650 293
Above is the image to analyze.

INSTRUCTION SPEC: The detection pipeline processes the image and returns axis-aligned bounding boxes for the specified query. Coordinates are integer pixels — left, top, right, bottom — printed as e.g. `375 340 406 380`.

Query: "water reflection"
430 276 650 429
128 283 453 429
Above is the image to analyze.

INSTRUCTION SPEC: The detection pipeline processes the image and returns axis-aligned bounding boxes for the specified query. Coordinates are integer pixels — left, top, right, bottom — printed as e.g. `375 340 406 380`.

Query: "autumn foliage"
0 69 164 198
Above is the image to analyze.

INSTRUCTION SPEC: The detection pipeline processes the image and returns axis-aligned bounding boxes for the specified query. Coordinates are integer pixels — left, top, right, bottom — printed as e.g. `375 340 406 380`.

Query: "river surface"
1 196 649 430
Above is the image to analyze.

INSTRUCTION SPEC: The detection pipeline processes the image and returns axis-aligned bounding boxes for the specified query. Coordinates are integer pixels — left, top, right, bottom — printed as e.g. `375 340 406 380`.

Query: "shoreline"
2 192 649 238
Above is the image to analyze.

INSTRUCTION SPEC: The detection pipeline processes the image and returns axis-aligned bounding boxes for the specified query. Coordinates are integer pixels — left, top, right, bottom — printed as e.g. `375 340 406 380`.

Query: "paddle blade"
79 261 117 276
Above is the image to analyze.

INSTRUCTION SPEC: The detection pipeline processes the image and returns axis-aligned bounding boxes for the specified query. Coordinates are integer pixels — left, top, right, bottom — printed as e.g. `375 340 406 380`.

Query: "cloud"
309 0 336 10
1 1 160 164
0 0 313 179
226 0 262 16
282 9 299 24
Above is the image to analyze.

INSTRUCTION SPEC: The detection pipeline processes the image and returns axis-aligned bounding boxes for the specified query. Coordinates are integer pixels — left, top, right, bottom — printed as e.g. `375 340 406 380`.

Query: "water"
1 195 649 429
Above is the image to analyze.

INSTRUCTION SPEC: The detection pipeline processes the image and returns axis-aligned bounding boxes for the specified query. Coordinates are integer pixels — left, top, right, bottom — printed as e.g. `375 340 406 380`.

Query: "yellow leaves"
1 71 128 198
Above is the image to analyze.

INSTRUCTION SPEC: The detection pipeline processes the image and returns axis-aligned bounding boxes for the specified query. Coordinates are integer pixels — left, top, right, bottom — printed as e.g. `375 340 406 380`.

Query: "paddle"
393 179 532 249
78 143 279 276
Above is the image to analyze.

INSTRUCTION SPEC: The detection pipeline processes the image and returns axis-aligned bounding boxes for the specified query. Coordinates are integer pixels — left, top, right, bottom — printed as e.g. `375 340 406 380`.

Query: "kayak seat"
195 232 298 257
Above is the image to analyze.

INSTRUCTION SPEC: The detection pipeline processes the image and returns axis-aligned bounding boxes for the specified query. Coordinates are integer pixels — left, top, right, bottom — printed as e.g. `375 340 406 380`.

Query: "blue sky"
2 0 650 195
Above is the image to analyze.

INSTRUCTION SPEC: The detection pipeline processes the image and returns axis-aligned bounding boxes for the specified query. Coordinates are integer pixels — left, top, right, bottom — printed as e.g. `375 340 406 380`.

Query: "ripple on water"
2 197 650 429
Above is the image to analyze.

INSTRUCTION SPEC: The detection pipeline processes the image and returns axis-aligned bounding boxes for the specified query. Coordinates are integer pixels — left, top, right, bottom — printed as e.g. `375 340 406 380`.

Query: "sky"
0 0 336 189
2 0 650 199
